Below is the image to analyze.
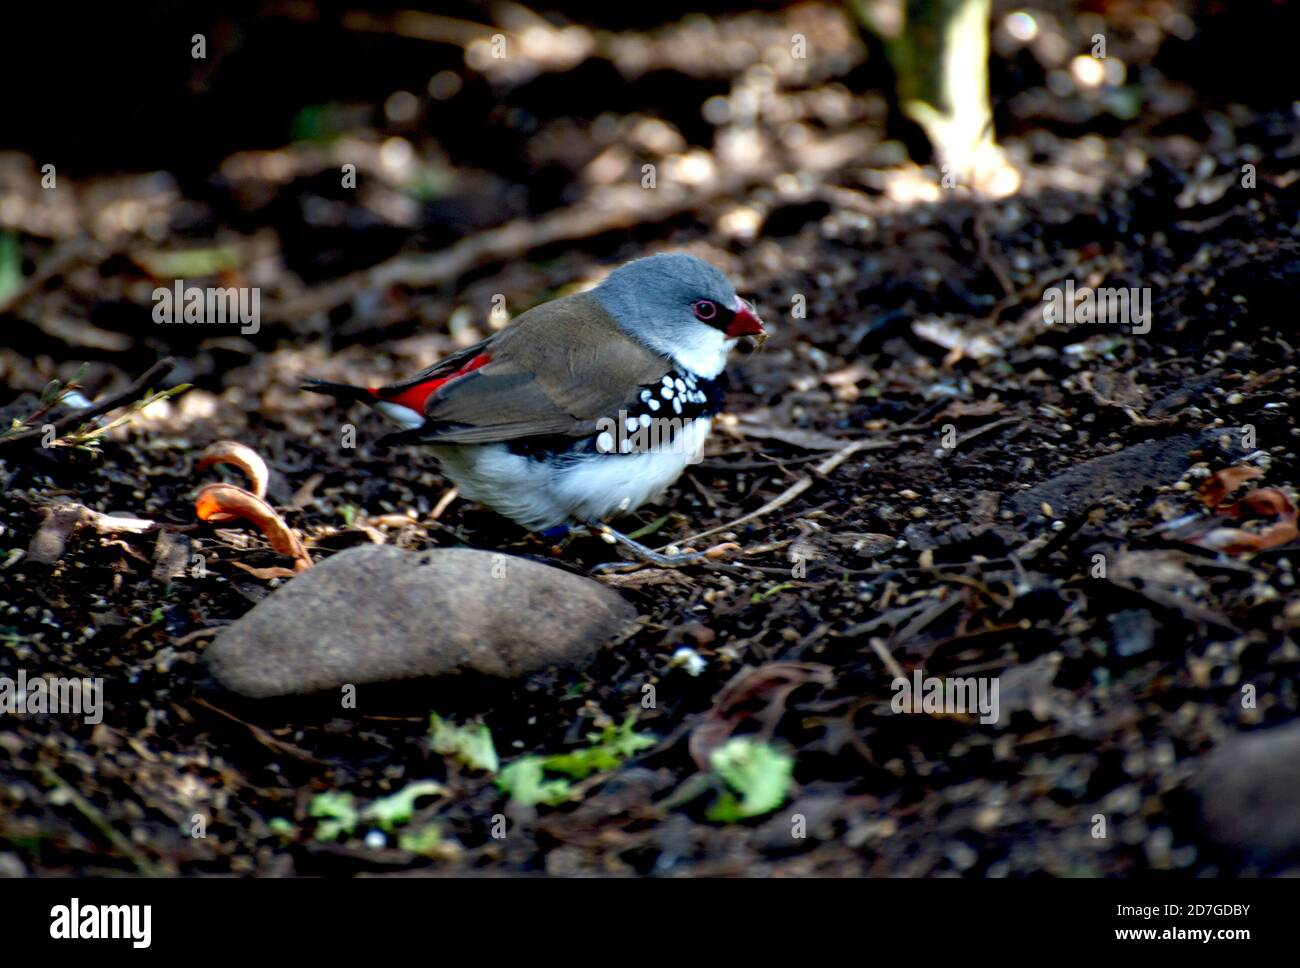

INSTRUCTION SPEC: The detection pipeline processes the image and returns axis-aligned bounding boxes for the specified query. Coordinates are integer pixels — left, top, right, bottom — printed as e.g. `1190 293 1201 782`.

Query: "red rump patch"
370 353 491 414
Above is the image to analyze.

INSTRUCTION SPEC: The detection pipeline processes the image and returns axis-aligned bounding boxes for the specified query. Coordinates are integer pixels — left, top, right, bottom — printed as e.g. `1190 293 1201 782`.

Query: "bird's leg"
535 523 584 558
582 520 709 573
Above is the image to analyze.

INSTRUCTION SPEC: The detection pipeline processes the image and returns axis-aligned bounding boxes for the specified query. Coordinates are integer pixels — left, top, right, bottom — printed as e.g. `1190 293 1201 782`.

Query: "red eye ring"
693 300 718 321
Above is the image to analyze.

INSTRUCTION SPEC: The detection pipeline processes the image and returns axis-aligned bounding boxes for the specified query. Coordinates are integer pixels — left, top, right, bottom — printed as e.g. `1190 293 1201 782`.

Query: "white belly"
431 418 712 532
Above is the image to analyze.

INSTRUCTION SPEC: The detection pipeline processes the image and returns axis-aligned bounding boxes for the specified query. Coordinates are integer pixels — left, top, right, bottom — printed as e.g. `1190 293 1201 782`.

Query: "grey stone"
204 545 638 698
1192 721 1300 868
1007 428 1241 519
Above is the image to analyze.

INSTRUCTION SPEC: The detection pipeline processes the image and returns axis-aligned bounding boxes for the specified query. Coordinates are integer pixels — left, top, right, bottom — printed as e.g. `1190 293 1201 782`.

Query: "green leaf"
495 714 656 806
496 758 574 807
626 514 670 540
429 714 498 773
134 245 241 279
303 782 447 842
308 790 358 841
360 780 448 832
751 582 795 604
397 824 445 856
544 715 655 779
706 738 793 822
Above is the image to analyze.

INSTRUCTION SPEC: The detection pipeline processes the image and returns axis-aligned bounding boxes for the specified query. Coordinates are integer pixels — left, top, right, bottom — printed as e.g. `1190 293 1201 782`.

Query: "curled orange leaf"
195 483 311 572
1198 465 1263 509
196 440 270 500
702 541 743 560
1188 487 1298 555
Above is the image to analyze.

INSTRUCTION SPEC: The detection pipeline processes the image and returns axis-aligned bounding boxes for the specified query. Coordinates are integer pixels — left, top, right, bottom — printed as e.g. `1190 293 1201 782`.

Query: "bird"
303 252 766 566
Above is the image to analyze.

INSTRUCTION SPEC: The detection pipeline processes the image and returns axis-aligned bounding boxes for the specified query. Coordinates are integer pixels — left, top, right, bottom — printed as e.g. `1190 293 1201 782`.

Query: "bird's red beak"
726 297 767 346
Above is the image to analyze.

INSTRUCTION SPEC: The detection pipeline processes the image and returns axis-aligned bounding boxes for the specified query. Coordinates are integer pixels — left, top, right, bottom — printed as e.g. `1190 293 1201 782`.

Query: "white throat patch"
640 327 731 379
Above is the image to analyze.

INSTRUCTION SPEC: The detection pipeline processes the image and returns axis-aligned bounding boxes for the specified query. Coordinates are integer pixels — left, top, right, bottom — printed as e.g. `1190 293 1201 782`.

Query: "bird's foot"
583 521 708 574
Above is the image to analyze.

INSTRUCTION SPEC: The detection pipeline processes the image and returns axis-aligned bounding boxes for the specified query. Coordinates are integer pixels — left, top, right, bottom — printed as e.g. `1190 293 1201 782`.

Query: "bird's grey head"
591 253 762 376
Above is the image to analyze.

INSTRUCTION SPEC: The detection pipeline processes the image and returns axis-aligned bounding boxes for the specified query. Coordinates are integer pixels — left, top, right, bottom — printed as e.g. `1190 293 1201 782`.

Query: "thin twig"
193 697 327 765
868 637 907 681
430 487 459 521
0 357 175 450
36 763 162 875
659 440 871 552
955 416 1020 448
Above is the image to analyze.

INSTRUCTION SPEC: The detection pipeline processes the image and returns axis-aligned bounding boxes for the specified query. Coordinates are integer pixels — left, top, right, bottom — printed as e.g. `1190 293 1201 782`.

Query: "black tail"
301 379 372 405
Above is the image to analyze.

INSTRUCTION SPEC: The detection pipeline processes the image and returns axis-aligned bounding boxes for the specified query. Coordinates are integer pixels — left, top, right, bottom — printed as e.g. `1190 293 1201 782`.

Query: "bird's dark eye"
693 300 718 321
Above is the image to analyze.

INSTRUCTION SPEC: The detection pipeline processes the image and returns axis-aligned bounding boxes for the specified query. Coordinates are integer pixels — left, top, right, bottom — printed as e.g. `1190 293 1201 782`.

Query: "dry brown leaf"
88 512 159 534
1198 465 1264 509
26 505 91 565
1244 489 1295 516
1078 371 1148 422
103 538 150 563
938 399 1006 421
912 318 1002 364
195 483 311 571
26 502 159 565
196 441 270 501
